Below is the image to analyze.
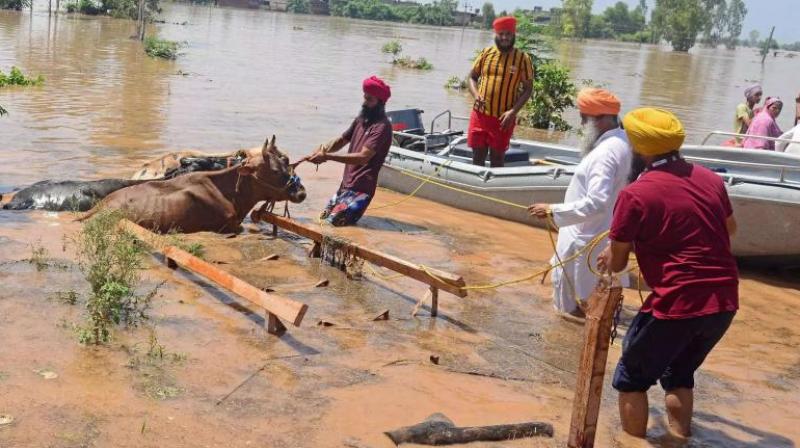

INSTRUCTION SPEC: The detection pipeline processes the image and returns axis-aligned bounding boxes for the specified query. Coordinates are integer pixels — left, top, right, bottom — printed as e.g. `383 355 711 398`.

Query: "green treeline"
329 0 459 26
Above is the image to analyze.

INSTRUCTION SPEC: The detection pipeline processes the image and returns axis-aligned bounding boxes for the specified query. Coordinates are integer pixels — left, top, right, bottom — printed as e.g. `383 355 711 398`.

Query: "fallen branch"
385 413 553 445
215 354 305 405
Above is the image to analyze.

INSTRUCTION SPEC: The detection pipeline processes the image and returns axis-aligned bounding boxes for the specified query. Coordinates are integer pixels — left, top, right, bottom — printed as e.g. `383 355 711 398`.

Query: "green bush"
444 75 467 90
286 0 309 13
520 61 576 131
0 66 44 87
393 56 433 70
0 0 30 10
74 210 154 344
514 13 577 131
381 40 403 57
144 37 180 60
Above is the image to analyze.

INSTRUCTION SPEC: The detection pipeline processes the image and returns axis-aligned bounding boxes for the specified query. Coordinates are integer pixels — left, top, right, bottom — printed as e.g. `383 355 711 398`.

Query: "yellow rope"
370 161 453 211
315 162 646 294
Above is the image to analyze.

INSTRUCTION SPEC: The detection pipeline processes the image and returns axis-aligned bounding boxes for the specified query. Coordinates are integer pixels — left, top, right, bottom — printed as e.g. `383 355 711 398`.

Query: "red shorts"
467 109 515 153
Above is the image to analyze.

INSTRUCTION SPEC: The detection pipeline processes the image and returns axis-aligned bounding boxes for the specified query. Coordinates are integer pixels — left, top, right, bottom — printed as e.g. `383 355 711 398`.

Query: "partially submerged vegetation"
444 75 467 90
394 56 433 70
124 329 185 400
0 0 30 10
0 66 44 87
74 210 157 344
381 40 433 70
144 36 180 60
64 0 160 20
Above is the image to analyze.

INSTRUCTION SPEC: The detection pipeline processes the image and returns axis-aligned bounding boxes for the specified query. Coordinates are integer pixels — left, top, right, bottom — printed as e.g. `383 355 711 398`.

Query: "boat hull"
379 143 800 262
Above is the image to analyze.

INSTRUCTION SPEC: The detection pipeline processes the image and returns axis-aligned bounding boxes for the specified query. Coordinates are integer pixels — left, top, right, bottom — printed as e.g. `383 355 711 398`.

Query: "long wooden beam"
119 219 309 330
568 282 623 448
252 211 468 298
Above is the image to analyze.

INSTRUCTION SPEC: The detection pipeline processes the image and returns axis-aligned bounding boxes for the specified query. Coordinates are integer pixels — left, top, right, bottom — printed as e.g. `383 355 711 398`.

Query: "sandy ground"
0 162 799 448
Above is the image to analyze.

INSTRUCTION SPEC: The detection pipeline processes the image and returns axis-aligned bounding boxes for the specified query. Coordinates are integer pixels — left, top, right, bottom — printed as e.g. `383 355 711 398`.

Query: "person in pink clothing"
743 97 784 150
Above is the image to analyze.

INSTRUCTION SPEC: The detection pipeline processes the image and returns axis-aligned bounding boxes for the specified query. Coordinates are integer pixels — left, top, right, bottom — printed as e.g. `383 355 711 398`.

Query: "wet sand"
1 160 799 448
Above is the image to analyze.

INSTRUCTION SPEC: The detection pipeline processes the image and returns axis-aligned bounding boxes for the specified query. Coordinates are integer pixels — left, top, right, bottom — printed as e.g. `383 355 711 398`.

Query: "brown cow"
80 136 306 233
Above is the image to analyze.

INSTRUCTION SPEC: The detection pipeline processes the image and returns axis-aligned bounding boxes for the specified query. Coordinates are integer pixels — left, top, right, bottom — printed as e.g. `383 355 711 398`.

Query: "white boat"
380 110 800 262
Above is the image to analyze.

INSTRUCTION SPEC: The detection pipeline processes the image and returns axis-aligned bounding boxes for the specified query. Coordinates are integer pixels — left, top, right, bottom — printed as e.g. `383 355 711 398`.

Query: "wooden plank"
430 286 439 317
567 283 623 448
119 219 308 327
253 212 467 298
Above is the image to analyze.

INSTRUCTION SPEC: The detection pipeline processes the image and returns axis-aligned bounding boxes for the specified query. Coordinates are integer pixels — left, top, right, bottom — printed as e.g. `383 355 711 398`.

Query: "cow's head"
238 135 307 203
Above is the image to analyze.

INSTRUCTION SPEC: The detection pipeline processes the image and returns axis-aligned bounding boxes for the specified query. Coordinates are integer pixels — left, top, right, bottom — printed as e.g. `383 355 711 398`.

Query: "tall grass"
74 210 156 344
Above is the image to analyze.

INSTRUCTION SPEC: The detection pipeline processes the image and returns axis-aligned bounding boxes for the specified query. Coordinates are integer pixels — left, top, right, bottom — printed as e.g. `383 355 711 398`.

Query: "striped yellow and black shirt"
471 46 534 118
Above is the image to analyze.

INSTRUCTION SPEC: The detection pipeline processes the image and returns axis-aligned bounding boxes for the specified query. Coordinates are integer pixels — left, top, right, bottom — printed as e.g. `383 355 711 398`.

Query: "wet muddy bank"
1 179 799 447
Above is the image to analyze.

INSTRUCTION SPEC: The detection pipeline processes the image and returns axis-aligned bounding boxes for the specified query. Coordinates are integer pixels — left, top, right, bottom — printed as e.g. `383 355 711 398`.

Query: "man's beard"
579 118 601 156
360 102 385 123
628 153 646 183
494 35 516 52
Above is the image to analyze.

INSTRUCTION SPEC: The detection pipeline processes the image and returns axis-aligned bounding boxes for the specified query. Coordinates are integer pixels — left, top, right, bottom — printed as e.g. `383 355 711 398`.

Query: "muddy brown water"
2 4 800 448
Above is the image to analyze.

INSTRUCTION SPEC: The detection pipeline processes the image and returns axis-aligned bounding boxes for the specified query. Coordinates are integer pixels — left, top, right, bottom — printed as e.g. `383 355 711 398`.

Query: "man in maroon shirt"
306 76 393 226
597 108 739 440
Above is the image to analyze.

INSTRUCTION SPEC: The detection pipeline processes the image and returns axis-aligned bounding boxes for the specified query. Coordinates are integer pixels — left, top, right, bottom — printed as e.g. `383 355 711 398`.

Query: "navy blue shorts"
612 311 735 392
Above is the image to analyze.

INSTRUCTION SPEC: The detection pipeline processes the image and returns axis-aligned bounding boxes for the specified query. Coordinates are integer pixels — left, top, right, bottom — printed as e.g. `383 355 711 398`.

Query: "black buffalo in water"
2 179 148 212
2 152 252 212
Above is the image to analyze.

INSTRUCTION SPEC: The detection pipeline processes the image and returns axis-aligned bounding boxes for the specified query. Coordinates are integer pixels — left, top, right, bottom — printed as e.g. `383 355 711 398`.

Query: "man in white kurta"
529 88 632 317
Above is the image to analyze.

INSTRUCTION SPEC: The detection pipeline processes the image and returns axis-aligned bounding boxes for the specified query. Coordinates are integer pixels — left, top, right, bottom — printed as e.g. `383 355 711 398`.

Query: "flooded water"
2 3 800 188
2 5 800 448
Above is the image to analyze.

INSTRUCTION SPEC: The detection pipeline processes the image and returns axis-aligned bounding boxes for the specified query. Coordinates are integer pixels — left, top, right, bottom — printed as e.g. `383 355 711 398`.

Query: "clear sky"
483 0 799 43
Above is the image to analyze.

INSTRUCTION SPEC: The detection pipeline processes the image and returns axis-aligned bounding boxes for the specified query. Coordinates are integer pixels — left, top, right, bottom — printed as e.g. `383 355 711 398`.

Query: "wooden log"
385 413 553 446
430 286 439 317
266 312 287 336
567 282 623 448
120 219 308 327
253 213 467 298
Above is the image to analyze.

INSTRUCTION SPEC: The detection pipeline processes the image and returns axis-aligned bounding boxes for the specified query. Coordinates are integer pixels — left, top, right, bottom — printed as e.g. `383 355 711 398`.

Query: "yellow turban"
622 108 686 156
577 88 621 116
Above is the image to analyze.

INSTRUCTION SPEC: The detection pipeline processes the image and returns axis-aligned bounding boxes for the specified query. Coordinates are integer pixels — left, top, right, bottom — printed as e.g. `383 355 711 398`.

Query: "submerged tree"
515 13 577 130
0 0 31 9
561 0 593 38
652 0 708 52
724 0 747 49
287 0 309 13
481 2 495 30
700 0 726 48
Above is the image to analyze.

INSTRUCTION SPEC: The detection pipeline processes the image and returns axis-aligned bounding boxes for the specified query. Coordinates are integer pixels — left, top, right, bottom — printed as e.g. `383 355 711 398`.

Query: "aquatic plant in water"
144 36 180 60
0 67 44 87
74 210 155 344
444 75 467 90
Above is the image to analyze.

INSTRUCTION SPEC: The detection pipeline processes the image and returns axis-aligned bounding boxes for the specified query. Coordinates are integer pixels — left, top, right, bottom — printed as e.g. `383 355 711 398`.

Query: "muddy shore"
1 161 799 448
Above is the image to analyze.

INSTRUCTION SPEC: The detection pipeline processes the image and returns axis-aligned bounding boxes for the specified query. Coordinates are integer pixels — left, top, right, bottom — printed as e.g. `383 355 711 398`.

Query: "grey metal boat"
380 110 800 261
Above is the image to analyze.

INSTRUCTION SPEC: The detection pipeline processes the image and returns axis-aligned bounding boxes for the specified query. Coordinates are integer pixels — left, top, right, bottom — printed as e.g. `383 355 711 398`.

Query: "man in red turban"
467 15 534 167
304 76 393 226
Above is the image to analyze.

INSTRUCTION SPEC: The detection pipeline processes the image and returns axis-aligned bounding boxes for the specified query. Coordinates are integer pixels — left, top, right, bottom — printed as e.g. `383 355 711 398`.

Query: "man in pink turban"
305 76 393 226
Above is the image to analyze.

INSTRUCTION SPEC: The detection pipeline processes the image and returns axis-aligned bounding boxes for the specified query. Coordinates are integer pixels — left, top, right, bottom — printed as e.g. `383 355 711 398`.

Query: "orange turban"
577 88 621 116
493 16 516 33
622 108 686 156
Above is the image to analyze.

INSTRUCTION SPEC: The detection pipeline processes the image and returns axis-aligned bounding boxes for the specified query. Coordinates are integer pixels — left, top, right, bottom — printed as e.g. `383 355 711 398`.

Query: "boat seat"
387 109 425 133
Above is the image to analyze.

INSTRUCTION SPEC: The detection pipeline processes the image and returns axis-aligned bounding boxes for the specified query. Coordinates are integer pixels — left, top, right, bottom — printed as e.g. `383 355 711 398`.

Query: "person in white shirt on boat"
528 88 632 318
776 125 800 155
